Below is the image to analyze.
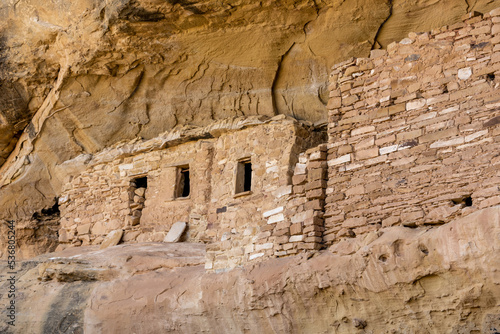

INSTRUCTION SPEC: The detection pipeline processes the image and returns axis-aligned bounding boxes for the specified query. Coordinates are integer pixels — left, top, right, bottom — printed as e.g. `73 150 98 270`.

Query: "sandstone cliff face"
1 0 499 223
1 206 498 333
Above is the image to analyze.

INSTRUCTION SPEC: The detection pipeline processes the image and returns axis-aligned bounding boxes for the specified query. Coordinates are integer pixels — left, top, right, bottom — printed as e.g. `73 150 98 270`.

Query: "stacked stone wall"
325 9 500 244
244 144 328 263
57 116 327 270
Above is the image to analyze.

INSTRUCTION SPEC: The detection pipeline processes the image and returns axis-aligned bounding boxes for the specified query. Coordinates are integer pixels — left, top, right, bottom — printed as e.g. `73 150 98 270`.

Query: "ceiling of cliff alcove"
0 0 499 219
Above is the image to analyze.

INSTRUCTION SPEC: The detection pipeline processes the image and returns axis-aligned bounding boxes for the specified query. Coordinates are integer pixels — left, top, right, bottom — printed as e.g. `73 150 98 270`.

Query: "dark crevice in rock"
271 43 296 116
371 0 393 50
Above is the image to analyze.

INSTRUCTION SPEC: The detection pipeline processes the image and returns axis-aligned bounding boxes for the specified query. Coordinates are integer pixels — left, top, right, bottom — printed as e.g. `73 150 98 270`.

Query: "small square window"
176 166 190 198
235 159 252 194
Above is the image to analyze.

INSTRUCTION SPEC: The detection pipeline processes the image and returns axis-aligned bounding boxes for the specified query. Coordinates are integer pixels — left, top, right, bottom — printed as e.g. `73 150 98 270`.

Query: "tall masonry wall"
324 9 500 244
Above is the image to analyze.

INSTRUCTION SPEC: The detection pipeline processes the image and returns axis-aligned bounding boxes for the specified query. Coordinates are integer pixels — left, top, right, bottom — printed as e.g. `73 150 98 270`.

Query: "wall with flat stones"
324 9 500 245
57 116 327 270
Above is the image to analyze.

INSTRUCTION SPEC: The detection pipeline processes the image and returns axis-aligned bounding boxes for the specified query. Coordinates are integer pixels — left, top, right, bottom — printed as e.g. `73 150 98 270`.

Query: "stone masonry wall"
242 144 328 263
58 116 327 270
325 9 500 245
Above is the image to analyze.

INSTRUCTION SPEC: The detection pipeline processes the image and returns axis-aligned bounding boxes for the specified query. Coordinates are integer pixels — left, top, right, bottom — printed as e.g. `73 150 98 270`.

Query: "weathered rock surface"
1 206 498 333
1 0 499 224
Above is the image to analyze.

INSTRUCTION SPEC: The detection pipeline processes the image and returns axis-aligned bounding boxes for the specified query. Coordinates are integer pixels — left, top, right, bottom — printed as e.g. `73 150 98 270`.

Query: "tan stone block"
354 137 375 150
355 147 379 160
337 145 353 155
382 216 400 227
290 223 302 235
292 174 307 185
470 25 490 35
327 97 342 109
308 168 326 181
305 180 327 191
493 24 500 35
303 225 324 233
77 223 91 235
304 199 323 211
343 94 359 106
274 228 289 237
345 185 365 197
397 129 422 142
351 126 375 136
419 128 458 143
306 189 325 200
276 221 290 230
343 217 367 228
375 134 396 146
293 185 305 194
303 216 324 226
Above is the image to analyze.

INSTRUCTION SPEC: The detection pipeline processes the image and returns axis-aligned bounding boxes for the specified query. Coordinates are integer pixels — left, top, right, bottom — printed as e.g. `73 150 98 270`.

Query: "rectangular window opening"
176 166 190 198
236 159 252 194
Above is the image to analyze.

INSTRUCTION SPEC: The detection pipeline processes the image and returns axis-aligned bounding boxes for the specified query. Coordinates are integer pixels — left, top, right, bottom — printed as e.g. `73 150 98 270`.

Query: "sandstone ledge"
1 206 499 333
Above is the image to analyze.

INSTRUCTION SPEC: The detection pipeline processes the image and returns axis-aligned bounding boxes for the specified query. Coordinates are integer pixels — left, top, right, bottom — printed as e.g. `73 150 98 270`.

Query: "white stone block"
256 243 273 251
263 207 284 218
328 154 351 166
266 166 279 173
458 67 472 80
406 99 426 110
267 213 285 224
249 253 264 260
265 160 277 167
379 145 398 155
343 163 363 171
289 235 304 242
309 151 322 160
118 163 133 171
465 130 488 142
429 137 465 148
58 195 69 204
273 185 292 198
163 222 187 242
294 163 307 175
400 38 414 45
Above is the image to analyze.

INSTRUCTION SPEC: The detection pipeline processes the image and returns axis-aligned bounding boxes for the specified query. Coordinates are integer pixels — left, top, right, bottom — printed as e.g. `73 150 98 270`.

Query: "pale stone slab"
429 137 464 148
351 126 375 136
256 243 273 251
118 163 133 171
289 235 304 242
263 207 284 218
406 99 426 110
379 145 398 155
267 213 285 224
164 222 187 242
328 154 351 166
465 130 488 142
249 253 264 260
99 229 124 249
458 67 472 80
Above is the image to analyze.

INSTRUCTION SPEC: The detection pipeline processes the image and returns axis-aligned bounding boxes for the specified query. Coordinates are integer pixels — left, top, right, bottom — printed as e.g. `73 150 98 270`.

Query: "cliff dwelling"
0 2 500 333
